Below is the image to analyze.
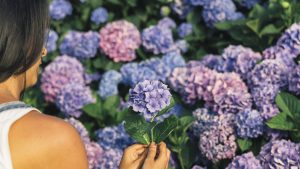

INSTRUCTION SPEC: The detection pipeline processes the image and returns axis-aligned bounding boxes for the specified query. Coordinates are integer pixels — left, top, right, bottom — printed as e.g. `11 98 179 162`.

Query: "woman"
0 0 170 169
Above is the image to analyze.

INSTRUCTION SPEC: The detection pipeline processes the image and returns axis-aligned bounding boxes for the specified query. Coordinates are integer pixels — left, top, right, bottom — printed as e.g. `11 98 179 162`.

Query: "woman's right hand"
142 142 171 169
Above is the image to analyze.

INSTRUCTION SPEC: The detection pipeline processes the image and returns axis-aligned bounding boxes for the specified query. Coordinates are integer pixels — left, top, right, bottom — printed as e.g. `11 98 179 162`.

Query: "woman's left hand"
119 144 148 169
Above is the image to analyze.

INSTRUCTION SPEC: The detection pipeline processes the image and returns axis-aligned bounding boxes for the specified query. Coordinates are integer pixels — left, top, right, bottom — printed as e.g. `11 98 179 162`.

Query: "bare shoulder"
9 110 89 169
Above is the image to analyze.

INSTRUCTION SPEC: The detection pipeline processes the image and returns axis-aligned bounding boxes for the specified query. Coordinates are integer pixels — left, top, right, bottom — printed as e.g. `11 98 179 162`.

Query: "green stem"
178 149 185 169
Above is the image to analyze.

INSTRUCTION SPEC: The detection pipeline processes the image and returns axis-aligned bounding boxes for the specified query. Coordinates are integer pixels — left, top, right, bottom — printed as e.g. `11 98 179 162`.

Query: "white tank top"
0 101 41 169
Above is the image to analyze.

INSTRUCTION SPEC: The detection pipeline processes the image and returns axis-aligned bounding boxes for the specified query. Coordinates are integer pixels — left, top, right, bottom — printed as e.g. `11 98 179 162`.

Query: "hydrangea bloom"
96 123 133 150
128 80 172 120
84 73 102 84
191 108 218 137
200 54 224 72
248 59 288 88
251 84 280 109
226 152 262 169
64 117 90 144
91 7 108 25
162 51 186 70
86 142 103 169
277 23 300 56
265 128 288 141
100 20 141 62
121 63 158 86
235 109 264 138
55 83 95 118
97 148 123 169
49 0 72 20
41 55 85 102
259 104 280 120
60 31 100 60
202 0 244 27
289 64 300 95
236 0 261 9
142 25 175 54
222 45 262 79
199 114 237 162
263 46 296 67
259 139 300 168
98 70 122 99
190 0 208 6
177 23 193 38
46 29 58 53
140 58 171 82
157 17 177 30
174 40 189 53
211 73 252 114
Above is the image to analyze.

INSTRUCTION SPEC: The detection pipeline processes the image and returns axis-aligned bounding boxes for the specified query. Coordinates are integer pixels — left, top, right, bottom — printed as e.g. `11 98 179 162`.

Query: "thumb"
146 142 157 161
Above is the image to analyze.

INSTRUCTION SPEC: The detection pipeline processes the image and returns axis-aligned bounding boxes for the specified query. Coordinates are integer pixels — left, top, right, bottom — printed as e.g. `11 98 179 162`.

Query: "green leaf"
153 115 178 143
82 102 103 119
156 97 175 117
237 139 253 152
266 112 296 131
124 114 151 145
179 116 195 132
275 92 300 118
259 24 283 36
103 95 120 111
246 19 260 34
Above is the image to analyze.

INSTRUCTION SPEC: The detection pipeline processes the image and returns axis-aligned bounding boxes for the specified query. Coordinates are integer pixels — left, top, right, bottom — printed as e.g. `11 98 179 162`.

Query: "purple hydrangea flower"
157 17 177 30
60 31 100 60
264 128 288 141
55 83 95 118
162 51 186 70
41 55 85 102
190 0 208 6
140 58 171 82
49 0 72 20
177 23 193 38
202 0 244 27
100 20 141 62
64 117 90 144
226 152 262 169
235 109 264 138
199 114 237 162
211 73 252 114
289 64 300 95
263 46 296 68
259 104 280 121
191 108 218 137
91 7 108 25
86 142 103 169
251 84 280 109
98 70 122 99
174 40 189 53
277 23 300 56
46 29 58 53
97 148 123 169
259 139 300 168
236 0 261 9
222 45 262 79
128 80 172 120
96 123 133 150
171 0 193 19
121 63 159 86
142 25 175 54
248 59 288 88
200 54 225 72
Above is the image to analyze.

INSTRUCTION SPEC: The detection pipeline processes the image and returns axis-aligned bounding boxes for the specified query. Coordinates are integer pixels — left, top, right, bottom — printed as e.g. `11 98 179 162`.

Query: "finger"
125 144 147 154
165 149 171 169
157 142 167 161
133 148 148 168
146 142 157 161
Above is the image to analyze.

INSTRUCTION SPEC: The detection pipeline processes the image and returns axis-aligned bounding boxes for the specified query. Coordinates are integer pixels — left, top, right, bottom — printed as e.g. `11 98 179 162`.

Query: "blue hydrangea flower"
259 139 300 169
222 45 262 79
191 108 218 137
174 40 189 53
226 152 262 169
140 58 171 82
49 0 72 20
120 63 158 86
162 51 186 70
142 25 175 54
259 104 280 121
91 7 108 25
236 0 261 9
96 123 133 150
177 23 193 38
97 148 123 169
277 23 300 56
128 80 172 120
60 31 100 60
251 84 280 109
248 59 288 88
98 70 122 99
46 29 58 53
55 83 95 118
158 17 177 30
190 0 209 6
202 0 244 27
263 46 296 68
289 64 300 95
235 109 264 138
200 54 225 72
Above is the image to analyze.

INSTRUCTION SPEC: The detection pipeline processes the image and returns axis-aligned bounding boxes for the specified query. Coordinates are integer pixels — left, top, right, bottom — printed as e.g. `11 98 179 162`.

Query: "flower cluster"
177 23 193 38
128 80 172 120
96 148 123 169
235 109 264 138
226 152 262 169
98 70 122 99
277 23 300 56
191 108 218 137
91 7 108 25
259 139 300 168
49 0 72 20
100 20 141 62
289 64 300 95
46 29 58 53
200 54 224 72
60 31 100 60
41 55 85 103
